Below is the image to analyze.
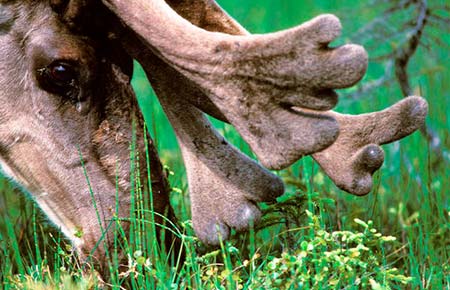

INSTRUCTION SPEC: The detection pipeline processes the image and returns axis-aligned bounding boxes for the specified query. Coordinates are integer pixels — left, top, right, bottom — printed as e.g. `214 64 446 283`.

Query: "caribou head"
0 0 428 274
0 0 171 271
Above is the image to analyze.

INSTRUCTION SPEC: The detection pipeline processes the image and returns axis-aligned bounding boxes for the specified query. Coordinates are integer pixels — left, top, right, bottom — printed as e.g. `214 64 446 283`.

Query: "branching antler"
158 0 427 196
312 96 427 195
55 0 428 244
99 0 369 170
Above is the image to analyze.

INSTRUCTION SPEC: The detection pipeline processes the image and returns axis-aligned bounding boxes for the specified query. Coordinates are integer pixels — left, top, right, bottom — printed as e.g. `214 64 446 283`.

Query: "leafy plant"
251 213 413 289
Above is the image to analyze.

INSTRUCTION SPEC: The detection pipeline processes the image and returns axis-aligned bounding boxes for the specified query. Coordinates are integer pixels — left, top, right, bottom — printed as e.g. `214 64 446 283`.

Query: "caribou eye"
49 63 76 84
37 61 79 97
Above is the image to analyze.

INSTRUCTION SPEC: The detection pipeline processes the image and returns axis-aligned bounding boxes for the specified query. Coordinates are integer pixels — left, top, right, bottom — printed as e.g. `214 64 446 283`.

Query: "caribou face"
0 0 170 269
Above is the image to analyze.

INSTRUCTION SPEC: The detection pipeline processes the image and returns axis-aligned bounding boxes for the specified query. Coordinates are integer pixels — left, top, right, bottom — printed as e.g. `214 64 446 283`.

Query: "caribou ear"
165 0 247 36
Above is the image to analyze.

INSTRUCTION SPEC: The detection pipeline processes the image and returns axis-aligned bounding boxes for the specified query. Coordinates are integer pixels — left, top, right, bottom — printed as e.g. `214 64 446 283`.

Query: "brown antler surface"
160 0 428 196
312 96 428 195
146 56 284 244
116 32 285 244
100 0 368 170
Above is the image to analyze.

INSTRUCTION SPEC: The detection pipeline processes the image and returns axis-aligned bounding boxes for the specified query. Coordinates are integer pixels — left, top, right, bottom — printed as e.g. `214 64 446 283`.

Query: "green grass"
1 1 449 289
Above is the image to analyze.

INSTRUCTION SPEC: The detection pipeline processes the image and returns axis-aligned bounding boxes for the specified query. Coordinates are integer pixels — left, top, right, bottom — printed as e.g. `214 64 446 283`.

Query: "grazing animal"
0 0 427 276
0 0 172 273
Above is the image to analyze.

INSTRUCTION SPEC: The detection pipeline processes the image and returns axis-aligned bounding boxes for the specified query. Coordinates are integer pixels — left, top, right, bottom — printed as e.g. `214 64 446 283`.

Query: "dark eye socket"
37 61 79 97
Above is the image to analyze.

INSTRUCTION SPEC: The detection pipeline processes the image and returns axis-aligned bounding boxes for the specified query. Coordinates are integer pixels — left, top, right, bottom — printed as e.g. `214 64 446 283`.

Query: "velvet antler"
57 0 428 244
99 0 368 170
162 0 428 196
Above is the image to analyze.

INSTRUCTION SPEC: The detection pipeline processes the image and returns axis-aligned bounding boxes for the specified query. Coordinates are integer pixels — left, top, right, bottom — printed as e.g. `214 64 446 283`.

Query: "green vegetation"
1 1 448 289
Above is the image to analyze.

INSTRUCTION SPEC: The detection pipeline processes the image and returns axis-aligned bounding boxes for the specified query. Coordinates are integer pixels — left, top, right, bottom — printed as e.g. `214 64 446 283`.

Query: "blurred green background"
1 0 448 287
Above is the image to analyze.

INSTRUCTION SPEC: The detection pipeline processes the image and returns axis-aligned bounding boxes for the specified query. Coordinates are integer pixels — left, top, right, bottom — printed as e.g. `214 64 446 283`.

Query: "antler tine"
312 96 428 195
102 0 368 169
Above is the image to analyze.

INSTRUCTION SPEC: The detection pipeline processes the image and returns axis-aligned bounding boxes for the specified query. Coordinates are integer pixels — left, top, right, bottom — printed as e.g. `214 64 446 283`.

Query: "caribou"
0 0 173 272
0 0 427 274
